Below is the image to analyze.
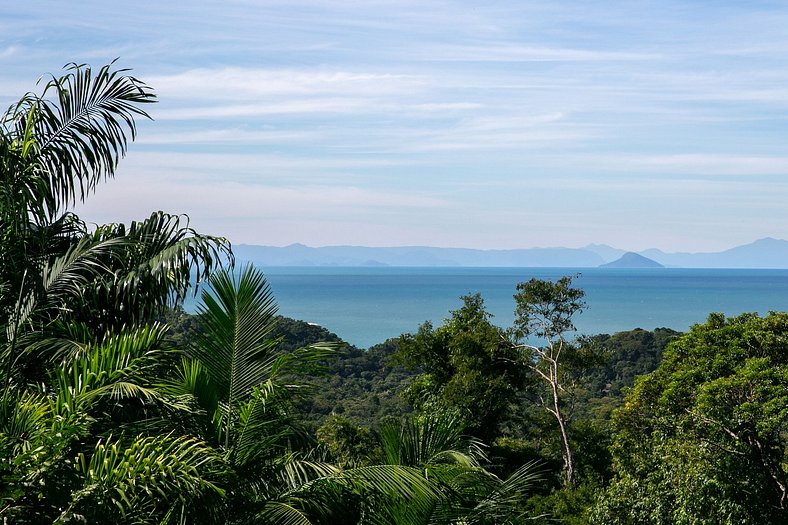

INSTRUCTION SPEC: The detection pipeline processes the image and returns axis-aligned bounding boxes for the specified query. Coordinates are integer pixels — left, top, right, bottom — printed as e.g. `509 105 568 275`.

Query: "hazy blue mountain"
234 243 606 267
583 243 627 263
232 238 788 268
640 238 788 268
600 252 664 268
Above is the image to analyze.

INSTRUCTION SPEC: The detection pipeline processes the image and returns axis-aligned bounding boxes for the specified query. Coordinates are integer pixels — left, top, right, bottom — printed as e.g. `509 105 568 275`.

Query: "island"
599 251 664 268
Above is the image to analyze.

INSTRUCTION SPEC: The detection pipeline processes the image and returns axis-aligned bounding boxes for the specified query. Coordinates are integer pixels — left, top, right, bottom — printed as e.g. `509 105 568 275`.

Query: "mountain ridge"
232 238 788 269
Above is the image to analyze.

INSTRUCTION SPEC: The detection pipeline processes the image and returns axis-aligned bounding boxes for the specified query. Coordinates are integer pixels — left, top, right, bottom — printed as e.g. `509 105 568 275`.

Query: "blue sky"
3 1 788 252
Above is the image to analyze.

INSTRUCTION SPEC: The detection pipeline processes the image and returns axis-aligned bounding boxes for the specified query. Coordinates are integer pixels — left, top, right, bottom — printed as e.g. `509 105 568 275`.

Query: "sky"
3 1 788 252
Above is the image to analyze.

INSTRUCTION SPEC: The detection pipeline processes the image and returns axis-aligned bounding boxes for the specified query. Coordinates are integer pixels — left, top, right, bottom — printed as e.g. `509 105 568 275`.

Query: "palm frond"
161 358 221 417
13 61 155 217
99 211 232 298
40 235 121 306
75 212 232 328
191 264 280 406
52 323 171 412
380 411 485 468
462 461 545 524
258 501 317 525
279 457 340 492
232 380 294 465
0 389 51 455
270 341 339 383
61 434 224 523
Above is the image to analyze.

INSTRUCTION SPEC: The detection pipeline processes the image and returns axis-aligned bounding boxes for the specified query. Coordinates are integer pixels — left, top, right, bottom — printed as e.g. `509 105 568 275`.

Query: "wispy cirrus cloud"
422 43 661 62
8 0 788 251
148 68 423 100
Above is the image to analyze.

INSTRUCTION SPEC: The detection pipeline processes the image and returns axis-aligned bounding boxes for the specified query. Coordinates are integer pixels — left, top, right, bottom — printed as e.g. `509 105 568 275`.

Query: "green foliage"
247 305 682 524
0 61 154 239
360 412 543 525
61 435 224 523
572 328 680 421
304 338 414 427
379 411 485 468
190 264 283 410
13 60 780 525
317 415 378 467
513 276 588 487
0 63 230 525
397 293 528 441
0 62 230 387
158 265 347 523
513 275 586 342
165 308 415 435
526 479 600 525
0 323 225 524
594 312 788 524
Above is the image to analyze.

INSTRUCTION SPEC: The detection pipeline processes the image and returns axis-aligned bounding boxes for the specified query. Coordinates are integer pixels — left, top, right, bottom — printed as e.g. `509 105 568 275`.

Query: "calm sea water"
246 267 788 349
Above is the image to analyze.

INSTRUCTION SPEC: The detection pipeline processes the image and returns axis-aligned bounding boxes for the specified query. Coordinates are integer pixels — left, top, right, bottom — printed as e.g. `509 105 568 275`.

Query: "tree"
594 312 788 524
372 412 543 525
0 62 230 524
512 276 586 487
300 410 543 525
3 61 555 524
0 62 230 386
0 322 227 523
397 293 529 441
317 415 378 468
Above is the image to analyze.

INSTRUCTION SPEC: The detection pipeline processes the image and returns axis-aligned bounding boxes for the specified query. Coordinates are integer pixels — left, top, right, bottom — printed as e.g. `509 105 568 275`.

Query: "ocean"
250 267 788 349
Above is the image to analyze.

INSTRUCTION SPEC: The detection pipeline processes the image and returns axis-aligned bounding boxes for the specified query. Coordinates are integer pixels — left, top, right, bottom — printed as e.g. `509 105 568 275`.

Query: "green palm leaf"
258 501 317 525
51 323 171 415
188 265 338 452
0 389 50 455
76 212 231 329
5 61 155 218
60 434 224 524
191 264 281 409
380 411 485 468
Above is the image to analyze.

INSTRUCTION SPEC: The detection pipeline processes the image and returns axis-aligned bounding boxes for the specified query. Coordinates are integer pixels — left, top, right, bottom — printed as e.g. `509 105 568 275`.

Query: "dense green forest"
2 63 787 524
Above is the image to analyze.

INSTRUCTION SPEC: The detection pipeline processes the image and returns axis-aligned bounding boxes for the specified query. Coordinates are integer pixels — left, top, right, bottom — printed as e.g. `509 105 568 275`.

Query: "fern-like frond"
191 265 280 407
60 434 224 523
21 61 155 217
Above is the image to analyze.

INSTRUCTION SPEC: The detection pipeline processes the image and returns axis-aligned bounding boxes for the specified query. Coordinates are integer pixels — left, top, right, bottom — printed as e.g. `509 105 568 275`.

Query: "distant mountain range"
233 237 788 269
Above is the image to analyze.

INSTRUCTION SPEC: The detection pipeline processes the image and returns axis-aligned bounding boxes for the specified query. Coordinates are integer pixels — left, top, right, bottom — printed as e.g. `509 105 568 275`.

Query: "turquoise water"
239 267 788 349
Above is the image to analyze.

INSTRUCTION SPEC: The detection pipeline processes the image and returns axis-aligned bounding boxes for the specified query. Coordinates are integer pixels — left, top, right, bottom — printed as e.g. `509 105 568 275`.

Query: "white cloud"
593 154 788 176
154 99 384 120
0 46 19 58
147 68 423 101
74 174 449 240
9 0 788 250
112 151 412 180
136 128 324 145
423 43 660 62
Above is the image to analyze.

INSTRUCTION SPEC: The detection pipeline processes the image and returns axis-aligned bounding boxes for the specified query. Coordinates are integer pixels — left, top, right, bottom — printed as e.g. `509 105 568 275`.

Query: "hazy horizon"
4 1 788 252
236 236 783 254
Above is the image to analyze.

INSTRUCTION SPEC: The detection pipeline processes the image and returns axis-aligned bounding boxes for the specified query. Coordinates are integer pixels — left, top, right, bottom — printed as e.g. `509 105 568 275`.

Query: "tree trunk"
550 361 574 487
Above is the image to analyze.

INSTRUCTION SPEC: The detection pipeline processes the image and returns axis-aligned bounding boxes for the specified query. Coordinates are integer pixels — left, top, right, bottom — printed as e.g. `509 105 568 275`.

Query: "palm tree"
1 61 153 314
369 412 543 525
167 266 473 525
1 62 544 524
0 61 231 378
161 264 338 523
0 62 231 524
263 410 543 525
1 323 226 523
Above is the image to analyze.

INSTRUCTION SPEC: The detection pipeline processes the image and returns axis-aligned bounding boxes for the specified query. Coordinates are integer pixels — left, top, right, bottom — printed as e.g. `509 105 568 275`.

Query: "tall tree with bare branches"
513 275 585 487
